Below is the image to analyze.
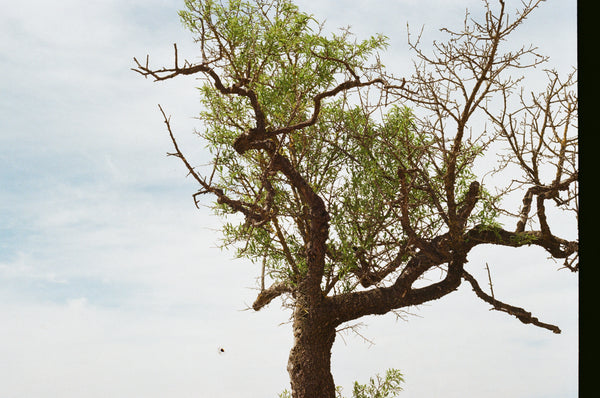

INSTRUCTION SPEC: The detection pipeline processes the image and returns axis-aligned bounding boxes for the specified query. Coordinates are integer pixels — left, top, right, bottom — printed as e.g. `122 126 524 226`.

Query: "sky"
0 0 577 397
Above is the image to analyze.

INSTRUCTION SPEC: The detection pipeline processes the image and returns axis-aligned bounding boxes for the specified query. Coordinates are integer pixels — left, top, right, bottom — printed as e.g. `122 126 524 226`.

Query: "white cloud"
0 0 577 397
0 252 67 284
0 288 293 397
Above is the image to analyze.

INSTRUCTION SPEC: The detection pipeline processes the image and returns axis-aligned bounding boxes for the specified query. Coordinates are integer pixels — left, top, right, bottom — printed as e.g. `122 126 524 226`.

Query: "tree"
279 368 404 398
133 0 578 397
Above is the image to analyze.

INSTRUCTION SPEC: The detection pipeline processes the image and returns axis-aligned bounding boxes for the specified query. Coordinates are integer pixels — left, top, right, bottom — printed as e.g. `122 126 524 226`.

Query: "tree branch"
268 77 388 137
134 44 267 130
159 105 271 226
462 270 561 334
252 282 293 311
464 224 578 260
516 173 578 233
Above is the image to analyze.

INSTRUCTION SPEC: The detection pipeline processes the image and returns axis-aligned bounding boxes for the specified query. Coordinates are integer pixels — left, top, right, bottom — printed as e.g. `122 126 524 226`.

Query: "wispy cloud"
1 0 577 397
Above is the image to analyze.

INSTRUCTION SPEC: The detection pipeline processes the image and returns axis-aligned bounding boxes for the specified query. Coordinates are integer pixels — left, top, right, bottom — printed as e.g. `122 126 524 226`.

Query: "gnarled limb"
462 270 561 333
464 224 578 262
516 173 578 233
134 44 268 131
253 282 293 311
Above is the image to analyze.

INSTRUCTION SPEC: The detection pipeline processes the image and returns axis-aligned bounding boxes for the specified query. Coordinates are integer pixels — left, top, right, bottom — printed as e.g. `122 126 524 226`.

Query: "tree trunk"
287 307 337 398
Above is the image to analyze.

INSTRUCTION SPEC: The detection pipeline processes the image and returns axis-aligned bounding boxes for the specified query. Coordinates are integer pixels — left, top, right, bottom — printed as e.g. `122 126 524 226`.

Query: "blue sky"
1 1 577 397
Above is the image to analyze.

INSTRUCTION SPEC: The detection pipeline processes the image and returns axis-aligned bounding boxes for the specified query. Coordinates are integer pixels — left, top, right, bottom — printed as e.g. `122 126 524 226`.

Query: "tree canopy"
134 0 577 396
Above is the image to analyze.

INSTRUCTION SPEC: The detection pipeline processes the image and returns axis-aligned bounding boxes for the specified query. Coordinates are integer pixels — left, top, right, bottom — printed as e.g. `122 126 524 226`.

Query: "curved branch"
464 224 578 260
252 282 293 311
462 270 561 333
516 173 578 232
134 44 267 130
268 77 387 137
159 105 269 226
330 241 456 325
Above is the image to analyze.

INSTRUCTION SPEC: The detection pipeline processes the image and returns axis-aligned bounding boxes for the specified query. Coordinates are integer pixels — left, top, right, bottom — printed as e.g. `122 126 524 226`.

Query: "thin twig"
484 262 495 300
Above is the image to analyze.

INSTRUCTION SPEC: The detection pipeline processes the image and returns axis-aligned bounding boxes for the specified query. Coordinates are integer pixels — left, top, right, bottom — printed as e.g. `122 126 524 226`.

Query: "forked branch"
158 105 272 227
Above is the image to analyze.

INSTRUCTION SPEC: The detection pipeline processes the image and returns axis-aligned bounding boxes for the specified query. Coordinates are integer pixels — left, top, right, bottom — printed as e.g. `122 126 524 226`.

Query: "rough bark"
287 299 337 398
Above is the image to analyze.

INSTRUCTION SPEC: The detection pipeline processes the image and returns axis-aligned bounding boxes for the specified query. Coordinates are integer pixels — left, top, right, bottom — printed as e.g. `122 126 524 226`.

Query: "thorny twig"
462 270 561 334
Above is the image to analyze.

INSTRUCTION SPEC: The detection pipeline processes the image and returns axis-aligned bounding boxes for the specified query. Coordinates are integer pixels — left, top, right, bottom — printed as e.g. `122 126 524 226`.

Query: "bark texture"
287 304 337 398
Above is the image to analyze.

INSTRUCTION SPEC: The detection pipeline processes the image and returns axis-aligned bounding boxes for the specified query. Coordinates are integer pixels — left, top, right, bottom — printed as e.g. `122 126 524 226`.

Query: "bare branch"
484 262 495 300
252 282 292 311
135 45 267 130
462 270 561 334
158 105 271 226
